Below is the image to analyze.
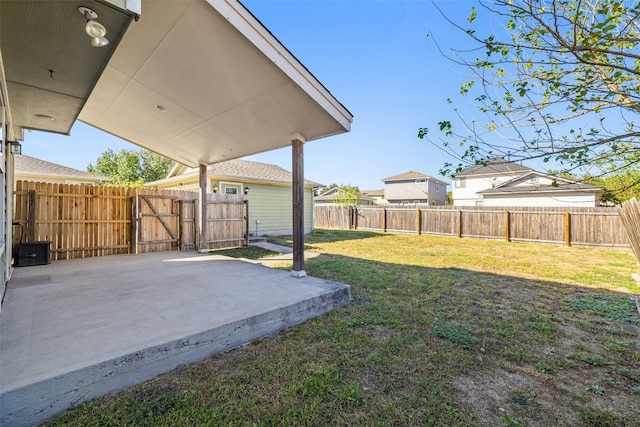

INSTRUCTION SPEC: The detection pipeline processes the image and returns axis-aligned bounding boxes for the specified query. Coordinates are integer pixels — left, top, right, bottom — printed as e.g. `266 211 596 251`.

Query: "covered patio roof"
2 0 352 166
80 0 352 167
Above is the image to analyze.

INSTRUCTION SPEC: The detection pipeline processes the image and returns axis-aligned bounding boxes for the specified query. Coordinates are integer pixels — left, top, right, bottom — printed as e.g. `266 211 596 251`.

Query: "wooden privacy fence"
13 181 247 260
314 204 629 248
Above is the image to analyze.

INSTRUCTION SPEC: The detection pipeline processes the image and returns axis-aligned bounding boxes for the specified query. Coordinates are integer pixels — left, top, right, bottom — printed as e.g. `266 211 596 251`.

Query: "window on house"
415 179 426 183
221 182 242 195
475 200 484 206
455 178 466 188
435 183 439 191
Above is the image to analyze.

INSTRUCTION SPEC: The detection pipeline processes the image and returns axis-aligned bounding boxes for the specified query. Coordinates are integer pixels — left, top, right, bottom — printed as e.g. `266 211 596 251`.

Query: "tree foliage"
585 163 640 203
87 148 174 187
420 0 640 198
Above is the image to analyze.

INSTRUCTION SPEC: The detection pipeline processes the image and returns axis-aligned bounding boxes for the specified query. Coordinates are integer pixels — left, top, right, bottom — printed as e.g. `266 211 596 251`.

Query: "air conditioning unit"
15 241 51 267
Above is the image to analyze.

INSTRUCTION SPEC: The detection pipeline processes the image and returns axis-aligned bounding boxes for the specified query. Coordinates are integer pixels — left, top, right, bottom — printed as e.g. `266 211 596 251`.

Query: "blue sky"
20 0 513 191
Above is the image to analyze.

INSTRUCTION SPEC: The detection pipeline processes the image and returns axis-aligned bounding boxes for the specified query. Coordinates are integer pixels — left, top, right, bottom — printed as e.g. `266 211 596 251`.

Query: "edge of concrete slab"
0 280 350 427
249 242 293 254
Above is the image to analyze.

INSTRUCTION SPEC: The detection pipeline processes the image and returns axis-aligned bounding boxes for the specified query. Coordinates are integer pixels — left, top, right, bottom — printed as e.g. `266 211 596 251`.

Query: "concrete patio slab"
0 251 350 427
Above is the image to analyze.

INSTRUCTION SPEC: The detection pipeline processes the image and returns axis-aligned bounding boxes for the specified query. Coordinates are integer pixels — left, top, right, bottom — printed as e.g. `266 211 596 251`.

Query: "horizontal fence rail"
315 204 630 249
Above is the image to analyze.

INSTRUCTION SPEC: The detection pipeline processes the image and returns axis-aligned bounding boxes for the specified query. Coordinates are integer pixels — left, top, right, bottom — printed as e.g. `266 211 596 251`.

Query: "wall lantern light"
213 185 218 194
244 187 249 195
78 6 109 47
9 141 22 155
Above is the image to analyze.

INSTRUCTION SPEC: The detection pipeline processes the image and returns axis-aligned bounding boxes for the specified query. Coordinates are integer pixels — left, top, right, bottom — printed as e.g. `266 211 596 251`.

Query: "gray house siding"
384 179 448 205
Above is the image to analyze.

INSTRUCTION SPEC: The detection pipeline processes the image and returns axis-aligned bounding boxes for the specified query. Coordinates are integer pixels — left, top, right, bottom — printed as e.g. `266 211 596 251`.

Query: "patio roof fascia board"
208 0 353 138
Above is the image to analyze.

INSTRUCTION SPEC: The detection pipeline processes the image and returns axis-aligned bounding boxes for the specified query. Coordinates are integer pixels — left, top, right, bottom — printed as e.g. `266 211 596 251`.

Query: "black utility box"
15 241 51 267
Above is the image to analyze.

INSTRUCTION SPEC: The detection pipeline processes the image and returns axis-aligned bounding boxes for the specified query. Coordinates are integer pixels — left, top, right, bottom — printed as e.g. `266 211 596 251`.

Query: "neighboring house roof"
478 172 603 195
14 155 108 183
382 171 448 185
361 189 384 197
314 188 343 201
314 187 374 204
152 159 322 188
455 159 533 177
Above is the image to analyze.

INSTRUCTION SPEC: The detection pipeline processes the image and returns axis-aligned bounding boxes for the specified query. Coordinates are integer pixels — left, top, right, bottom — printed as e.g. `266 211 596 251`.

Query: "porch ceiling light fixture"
78 6 109 47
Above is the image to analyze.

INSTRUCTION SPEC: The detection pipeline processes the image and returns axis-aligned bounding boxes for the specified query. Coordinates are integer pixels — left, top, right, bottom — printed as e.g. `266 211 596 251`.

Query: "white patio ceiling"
79 0 353 167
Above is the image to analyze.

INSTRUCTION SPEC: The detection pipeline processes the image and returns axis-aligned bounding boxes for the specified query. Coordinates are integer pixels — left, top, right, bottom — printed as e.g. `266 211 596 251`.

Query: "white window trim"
220 181 242 195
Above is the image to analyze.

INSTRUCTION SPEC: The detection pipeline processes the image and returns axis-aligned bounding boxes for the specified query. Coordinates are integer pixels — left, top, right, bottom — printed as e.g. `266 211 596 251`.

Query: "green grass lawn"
45 230 640 426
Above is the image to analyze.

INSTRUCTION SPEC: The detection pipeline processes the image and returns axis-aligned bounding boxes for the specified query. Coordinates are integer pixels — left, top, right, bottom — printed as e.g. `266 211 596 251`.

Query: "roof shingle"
15 155 107 181
159 159 322 187
206 159 322 187
382 171 448 184
455 159 533 177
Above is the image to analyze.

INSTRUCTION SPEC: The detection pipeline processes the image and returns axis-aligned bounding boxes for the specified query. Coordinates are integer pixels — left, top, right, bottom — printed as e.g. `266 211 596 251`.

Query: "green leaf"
468 6 476 23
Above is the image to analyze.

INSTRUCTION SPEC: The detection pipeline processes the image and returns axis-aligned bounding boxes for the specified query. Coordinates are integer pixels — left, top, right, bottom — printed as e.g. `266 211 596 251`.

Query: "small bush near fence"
314 204 629 248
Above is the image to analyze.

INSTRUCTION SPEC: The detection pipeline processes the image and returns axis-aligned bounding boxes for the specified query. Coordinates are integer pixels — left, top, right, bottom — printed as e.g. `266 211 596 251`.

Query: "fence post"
457 210 462 238
27 189 36 241
416 207 421 235
194 199 200 250
505 210 511 242
130 196 138 254
382 208 387 232
244 200 250 246
178 200 184 250
564 212 571 246
349 206 354 230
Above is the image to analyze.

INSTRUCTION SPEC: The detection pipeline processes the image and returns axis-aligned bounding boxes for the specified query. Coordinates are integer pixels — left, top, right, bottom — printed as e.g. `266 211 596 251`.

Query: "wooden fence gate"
132 194 181 253
201 193 247 249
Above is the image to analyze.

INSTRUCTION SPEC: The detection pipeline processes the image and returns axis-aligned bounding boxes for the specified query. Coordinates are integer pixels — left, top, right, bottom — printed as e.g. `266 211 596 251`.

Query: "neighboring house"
147 159 321 236
14 154 108 185
452 159 603 207
314 187 379 205
381 171 449 205
360 189 387 205
452 159 533 206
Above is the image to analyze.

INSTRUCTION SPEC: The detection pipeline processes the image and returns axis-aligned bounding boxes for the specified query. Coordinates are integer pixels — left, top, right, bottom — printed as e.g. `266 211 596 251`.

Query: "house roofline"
148 170 320 189
478 186 603 195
